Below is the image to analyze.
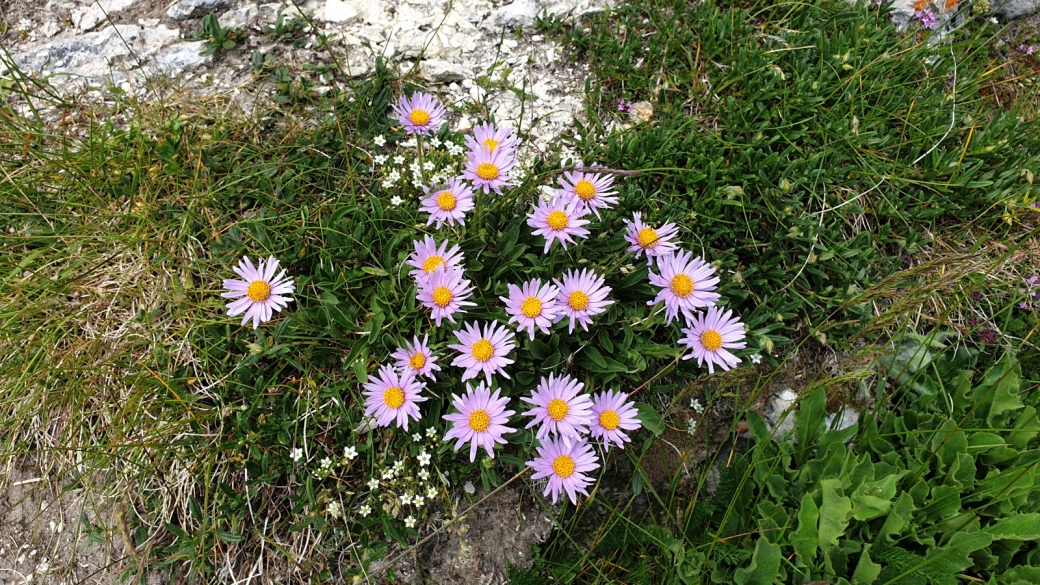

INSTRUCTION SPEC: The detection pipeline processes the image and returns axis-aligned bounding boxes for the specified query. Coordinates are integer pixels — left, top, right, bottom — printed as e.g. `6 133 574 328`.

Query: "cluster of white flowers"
687 418 698 436
690 398 705 414
348 428 443 527
303 443 362 480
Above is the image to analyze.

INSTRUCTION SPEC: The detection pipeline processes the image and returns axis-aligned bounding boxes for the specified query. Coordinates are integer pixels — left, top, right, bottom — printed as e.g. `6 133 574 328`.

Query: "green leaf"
852 544 882 585
733 536 781 585
1010 406 1040 450
634 403 664 436
217 529 245 542
819 479 852 550
361 266 389 277
320 291 339 305
791 491 819 563
529 339 551 360
983 513 1040 540
794 387 826 464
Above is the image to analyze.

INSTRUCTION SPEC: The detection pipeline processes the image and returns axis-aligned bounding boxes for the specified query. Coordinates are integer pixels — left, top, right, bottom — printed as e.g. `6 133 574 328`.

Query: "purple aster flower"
617 99 633 113
362 364 428 431
420 178 475 228
406 235 465 283
464 121 520 156
623 212 680 264
678 305 747 374
557 170 618 219
391 333 441 380
417 266 476 326
520 373 593 440
589 390 641 451
442 381 516 462
501 279 561 340
647 250 721 325
526 195 591 253
527 436 600 505
463 145 515 194
553 268 613 333
449 321 516 384
222 256 295 329
392 92 446 136
1018 44 1036 56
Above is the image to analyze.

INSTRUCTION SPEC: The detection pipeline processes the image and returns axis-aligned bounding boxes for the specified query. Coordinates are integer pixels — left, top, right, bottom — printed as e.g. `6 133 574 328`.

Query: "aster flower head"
527 436 600 505
647 249 721 325
417 266 476 326
442 381 516 462
392 92 446 135
553 268 614 333
464 121 520 156
449 321 516 384
624 212 680 264
521 373 594 439
462 145 515 194
678 305 748 374
406 235 465 283
362 364 428 431
557 170 618 219
589 390 641 451
391 334 441 380
222 256 296 329
421 178 476 228
501 279 561 340
526 195 591 253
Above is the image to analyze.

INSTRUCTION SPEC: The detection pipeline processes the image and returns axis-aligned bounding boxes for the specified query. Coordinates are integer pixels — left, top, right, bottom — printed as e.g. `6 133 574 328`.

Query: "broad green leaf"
634 403 664 436
984 513 1040 540
1010 406 1040 450
791 491 819 563
852 544 882 585
361 266 389 277
819 479 851 549
851 473 902 521
734 536 781 585
794 387 826 464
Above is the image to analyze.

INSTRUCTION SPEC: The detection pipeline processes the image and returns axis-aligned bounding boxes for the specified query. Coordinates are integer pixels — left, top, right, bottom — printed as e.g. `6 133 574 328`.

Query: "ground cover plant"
4 0 1040 582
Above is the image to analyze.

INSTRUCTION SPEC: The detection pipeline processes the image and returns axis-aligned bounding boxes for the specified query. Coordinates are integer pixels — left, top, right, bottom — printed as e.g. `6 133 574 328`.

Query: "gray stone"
323 0 358 22
152 41 212 72
166 0 233 21
218 4 258 28
72 0 135 32
991 0 1040 18
420 59 465 82
493 0 541 28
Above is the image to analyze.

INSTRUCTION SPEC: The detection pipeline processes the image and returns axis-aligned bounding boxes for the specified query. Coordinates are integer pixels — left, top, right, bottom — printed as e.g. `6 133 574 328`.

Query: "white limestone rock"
323 0 358 22
72 0 135 32
166 0 233 21
420 59 466 82
493 0 541 29
218 4 258 29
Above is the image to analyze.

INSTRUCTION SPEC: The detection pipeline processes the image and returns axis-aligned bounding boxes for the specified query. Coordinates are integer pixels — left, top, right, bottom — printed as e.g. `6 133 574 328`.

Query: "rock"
763 388 798 442
493 0 541 28
258 3 285 23
825 406 859 432
218 4 258 28
420 59 465 82
991 0 1040 18
323 0 358 22
166 0 233 21
629 100 653 123
72 0 135 32
152 41 212 73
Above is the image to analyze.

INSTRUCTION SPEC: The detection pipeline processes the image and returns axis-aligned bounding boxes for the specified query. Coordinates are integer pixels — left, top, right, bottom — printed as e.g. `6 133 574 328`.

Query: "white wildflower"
690 398 704 414
405 515 417 528
326 501 343 519
373 135 386 147
367 477 379 490
390 195 404 206
343 446 358 460
359 504 372 517
291 448 304 462
417 451 431 467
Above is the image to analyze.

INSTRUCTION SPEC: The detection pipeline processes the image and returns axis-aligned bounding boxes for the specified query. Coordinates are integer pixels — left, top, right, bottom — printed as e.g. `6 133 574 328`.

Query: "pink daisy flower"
442 381 516 462
362 364 428 431
417 266 476 326
527 436 600 505
501 279 561 340
392 92 446 136
520 373 593 440
464 121 519 155
406 235 465 283
463 145 514 194
420 178 475 228
222 256 295 329
553 268 613 333
589 390 641 451
449 321 516 384
526 195 591 253
391 334 441 380
557 170 618 219
647 250 720 325
623 212 680 264
678 306 747 374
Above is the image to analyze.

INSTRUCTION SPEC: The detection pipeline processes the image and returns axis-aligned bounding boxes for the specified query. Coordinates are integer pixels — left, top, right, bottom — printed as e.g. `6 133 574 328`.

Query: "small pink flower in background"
406 235 465 283
417 266 476 326
556 170 618 219
442 381 516 462
678 305 747 374
589 390 641 451
392 334 441 380
392 92 446 135
464 122 520 155
527 436 600 505
362 364 428 431
421 178 475 228
501 279 561 340
623 212 680 264
527 195 591 253
647 250 720 325
463 145 515 194
617 99 633 113
520 373 593 440
222 256 295 329
449 321 517 384
553 268 613 333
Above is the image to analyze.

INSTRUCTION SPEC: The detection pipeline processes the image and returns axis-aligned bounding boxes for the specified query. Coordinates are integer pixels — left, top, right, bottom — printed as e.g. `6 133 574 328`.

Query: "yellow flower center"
483 138 499 152
409 352 427 370
574 179 597 201
700 329 723 352
469 409 491 432
670 274 694 298
422 255 445 274
384 386 405 409
521 296 542 318
246 280 272 302
552 454 575 478
471 339 494 362
568 290 589 311
599 409 620 431
432 286 453 307
547 398 569 422
476 163 499 180
637 227 659 248
436 191 457 211
409 109 431 126
546 210 569 231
